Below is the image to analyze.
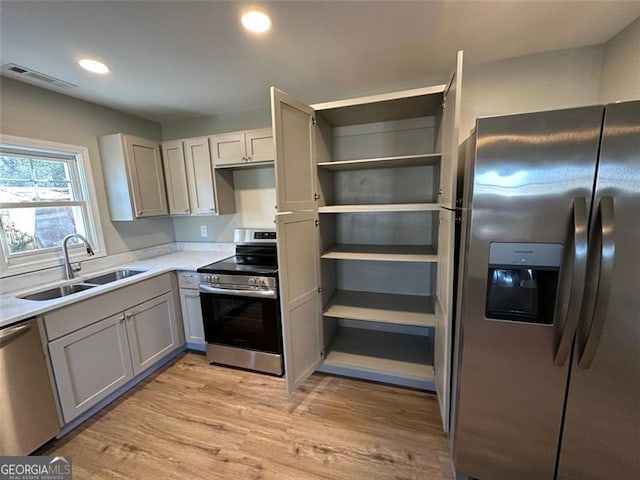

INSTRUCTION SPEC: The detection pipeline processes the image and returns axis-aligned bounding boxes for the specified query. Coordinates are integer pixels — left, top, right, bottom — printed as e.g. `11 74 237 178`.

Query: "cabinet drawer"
44 273 173 341
177 270 199 289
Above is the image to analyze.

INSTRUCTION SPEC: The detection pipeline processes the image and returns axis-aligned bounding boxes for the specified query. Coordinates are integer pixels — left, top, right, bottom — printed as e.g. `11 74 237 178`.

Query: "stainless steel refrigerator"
450 101 639 480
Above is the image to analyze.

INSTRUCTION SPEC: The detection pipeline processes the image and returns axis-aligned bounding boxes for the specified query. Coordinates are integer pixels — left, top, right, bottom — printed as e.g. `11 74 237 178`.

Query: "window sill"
0 249 107 279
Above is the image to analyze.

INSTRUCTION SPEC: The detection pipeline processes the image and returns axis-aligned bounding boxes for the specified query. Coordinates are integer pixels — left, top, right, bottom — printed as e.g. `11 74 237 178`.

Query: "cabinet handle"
185 208 190 213
247 156 252 161
126 313 132 318
138 210 143 215
119 315 125 322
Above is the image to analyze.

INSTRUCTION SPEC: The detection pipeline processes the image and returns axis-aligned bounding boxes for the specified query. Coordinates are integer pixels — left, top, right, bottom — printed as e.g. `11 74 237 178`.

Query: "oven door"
199 286 281 354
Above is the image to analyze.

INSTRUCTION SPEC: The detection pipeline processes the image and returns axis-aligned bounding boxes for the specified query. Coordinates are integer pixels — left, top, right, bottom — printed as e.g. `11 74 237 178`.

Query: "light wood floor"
44 353 453 480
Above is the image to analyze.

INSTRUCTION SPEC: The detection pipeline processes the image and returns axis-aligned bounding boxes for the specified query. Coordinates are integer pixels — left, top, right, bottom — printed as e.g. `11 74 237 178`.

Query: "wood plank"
317 153 441 171
321 327 435 388
322 244 437 262
324 289 435 327
319 203 440 213
42 353 452 480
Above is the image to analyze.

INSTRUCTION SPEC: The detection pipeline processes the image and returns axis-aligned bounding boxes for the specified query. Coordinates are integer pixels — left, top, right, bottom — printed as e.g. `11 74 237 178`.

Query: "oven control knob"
249 277 256 286
212 275 219 283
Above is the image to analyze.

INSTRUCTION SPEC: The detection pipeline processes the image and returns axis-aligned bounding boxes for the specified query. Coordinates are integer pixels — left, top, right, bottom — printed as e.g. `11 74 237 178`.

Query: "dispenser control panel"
489 242 562 268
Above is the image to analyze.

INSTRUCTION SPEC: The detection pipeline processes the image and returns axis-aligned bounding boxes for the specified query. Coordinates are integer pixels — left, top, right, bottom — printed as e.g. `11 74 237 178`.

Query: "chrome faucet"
62 233 95 279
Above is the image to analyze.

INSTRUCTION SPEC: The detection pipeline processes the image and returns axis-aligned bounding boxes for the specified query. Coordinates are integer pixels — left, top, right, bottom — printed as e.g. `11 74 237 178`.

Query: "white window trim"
0 134 106 277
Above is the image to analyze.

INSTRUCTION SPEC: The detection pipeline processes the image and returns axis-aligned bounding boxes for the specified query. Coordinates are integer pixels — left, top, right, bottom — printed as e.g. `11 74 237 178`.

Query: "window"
0 135 105 275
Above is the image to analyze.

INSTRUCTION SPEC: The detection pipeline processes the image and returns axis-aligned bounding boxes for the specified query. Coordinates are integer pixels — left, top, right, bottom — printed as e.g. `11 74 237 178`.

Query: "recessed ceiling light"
78 58 110 75
241 10 271 33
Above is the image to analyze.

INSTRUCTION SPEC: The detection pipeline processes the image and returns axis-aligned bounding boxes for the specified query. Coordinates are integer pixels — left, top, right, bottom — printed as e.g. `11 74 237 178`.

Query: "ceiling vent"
1 63 77 89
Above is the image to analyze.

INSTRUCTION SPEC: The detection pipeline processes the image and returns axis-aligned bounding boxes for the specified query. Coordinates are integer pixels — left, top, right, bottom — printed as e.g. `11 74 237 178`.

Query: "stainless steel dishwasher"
0 319 60 455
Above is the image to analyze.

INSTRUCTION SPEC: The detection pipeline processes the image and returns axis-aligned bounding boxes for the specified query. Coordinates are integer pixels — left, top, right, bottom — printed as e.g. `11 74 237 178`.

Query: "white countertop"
0 250 233 329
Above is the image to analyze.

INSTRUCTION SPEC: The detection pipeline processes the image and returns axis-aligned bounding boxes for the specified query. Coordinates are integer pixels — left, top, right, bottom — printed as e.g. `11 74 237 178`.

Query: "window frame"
0 134 106 277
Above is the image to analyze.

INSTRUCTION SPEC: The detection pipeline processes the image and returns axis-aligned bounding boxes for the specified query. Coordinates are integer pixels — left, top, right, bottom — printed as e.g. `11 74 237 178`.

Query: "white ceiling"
1 1 639 123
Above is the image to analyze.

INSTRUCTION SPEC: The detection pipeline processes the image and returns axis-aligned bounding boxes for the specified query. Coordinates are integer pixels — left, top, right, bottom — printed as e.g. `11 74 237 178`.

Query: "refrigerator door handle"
578 195 615 369
554 197 589 366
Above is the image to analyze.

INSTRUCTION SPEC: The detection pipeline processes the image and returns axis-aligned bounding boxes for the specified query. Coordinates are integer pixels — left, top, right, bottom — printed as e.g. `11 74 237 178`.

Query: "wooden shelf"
324 290 435 328
321 244 437 262
318 327 435 390
317 153 441 171
318 203 440 214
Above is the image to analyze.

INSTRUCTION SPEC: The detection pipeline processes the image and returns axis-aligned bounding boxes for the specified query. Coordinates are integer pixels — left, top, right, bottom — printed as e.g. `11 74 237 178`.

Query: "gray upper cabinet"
99 133 168 220
210 128 274 168
209 132 245 166
160 137 236 216
161 140 191 215
436 50 464 210
245 128 275 163
271 87 317 212
184 137 216 214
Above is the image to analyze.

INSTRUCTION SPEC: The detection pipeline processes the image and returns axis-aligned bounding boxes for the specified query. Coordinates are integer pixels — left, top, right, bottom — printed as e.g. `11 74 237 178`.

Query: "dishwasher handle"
0 323 31 348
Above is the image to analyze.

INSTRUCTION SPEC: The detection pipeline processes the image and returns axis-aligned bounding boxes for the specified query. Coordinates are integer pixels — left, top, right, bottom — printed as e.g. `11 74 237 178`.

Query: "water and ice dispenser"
485 243 563 324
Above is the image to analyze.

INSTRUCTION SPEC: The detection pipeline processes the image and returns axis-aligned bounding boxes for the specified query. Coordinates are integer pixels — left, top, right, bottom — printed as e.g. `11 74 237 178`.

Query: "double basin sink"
20 269 147 301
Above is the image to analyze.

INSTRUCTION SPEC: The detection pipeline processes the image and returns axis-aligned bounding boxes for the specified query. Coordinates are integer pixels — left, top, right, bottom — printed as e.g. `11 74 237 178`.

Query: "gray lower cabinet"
126 292 180 375
49 313 134 423
177 271 206 350
45 274 183 424
179 289 205 349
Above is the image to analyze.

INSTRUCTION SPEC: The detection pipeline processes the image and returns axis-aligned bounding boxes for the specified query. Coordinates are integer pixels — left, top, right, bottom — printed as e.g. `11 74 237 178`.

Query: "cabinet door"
124 135 168 217
439 50 464 209
161 140 191 215
245 128 274 163
271 87 317 212
179 288 205 350
125 292 180 376
184 137 216 214
49 313 134 423
435 209 455 431
276 210 322 393
210 132 246 166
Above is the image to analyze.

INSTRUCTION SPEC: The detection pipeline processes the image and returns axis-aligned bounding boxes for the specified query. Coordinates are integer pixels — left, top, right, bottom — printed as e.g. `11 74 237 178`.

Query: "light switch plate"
200 225 208 237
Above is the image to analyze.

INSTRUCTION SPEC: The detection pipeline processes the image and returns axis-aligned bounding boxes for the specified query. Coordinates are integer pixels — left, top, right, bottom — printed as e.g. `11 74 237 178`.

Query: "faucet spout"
62 233 95 280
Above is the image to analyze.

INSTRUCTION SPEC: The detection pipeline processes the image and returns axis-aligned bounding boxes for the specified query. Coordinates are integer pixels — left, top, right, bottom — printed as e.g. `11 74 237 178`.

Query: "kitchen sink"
83 268 147 285
20 283 96 301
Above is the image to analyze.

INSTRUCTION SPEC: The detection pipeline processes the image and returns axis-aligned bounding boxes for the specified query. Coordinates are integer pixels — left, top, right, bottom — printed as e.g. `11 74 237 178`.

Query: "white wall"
172 166 276 242
460 45 604 141
161 108 271 141
0 78 176 255
599 17 640 103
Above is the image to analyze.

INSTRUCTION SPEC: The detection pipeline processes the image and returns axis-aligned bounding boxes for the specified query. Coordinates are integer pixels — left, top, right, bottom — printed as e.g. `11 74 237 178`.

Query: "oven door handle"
198 283 278 299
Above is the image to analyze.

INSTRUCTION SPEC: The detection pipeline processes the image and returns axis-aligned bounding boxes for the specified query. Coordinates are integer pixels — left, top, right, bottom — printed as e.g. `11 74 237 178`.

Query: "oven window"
201 293 281 353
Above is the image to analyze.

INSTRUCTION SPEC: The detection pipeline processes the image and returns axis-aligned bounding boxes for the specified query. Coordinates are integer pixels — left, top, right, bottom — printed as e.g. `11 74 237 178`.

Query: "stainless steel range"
196 228 283 376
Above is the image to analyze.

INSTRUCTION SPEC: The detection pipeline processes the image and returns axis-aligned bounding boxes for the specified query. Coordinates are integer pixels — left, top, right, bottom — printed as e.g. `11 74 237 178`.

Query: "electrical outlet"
200 225 208 238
